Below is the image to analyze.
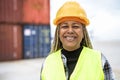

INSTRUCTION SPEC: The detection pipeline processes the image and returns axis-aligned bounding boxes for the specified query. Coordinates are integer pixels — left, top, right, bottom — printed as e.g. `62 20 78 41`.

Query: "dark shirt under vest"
61 46 83 79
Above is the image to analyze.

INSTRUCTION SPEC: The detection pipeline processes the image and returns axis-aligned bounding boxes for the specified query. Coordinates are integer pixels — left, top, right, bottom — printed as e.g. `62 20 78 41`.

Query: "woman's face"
59 21 83 51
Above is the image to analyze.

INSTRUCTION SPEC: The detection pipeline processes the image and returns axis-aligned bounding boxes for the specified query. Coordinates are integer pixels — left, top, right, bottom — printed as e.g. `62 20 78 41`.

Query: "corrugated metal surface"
23 0 50 24
38 25 51 57
23 25 51 59
0 0 23 23
0 24 23 61
23 25 39 59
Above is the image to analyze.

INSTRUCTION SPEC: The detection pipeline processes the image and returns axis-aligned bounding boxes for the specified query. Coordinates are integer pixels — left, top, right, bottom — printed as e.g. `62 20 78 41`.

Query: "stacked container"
0 0 50 24
23 0 50 24
23 25 39 58
22 0 51 59
0 0 50 61
0 0 23 24
38 25 51 57
0 0 23 61
23 25 51 59
0 24 23 61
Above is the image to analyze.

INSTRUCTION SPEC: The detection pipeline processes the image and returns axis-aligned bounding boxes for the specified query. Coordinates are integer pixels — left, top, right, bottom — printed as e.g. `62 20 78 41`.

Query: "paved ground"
93 41 120 80
0 41 120 80
0 58 44 80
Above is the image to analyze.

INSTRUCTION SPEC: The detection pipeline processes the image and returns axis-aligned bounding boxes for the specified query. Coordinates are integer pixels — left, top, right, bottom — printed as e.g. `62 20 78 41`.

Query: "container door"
38 25 51 57
0 24 22 61
23 25 39 59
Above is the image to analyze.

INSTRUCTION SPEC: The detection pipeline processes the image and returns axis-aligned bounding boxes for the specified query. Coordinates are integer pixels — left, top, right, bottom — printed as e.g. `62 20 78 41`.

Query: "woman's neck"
61 46 83 59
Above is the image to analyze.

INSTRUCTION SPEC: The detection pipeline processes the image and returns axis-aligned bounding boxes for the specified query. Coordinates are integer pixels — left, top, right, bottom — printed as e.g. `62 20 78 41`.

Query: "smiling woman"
40 1 115 80
59 21 83 51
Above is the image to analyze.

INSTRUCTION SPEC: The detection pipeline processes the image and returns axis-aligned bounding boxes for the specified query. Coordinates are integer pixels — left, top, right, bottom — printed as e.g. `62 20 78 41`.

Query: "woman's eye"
61 26 68 29
73 26 80 28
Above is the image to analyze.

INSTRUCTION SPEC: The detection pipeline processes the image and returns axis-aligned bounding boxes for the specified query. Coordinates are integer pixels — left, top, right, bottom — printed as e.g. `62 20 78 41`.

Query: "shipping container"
0 0 23 24
0 24 23 61
23 25 39 59
23 25 51 59
23 0 50 24
38 25 51 57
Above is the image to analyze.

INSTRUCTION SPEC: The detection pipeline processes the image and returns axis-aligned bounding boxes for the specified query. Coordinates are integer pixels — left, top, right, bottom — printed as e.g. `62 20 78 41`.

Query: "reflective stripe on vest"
41 47 104 80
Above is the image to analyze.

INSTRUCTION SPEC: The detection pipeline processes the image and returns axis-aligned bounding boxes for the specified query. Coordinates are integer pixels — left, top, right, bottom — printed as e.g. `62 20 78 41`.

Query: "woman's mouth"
65 36 76 41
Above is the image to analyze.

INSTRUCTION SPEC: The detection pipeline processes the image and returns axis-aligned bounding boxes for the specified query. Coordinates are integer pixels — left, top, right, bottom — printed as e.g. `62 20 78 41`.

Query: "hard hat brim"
53 16 89 26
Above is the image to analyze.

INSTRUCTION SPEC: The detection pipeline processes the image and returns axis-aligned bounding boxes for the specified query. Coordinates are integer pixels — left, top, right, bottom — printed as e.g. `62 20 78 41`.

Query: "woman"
40 1 115 80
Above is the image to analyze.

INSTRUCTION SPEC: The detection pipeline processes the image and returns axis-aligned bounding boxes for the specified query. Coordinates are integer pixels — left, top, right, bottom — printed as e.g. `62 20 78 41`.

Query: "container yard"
0 0 50 61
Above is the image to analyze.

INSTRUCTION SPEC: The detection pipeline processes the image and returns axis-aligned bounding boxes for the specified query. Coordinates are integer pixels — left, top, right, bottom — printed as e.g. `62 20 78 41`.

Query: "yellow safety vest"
41 47 104 80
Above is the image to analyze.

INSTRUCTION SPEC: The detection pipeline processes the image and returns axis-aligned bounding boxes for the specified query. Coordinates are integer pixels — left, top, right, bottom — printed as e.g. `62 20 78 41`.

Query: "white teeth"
66 36 74 41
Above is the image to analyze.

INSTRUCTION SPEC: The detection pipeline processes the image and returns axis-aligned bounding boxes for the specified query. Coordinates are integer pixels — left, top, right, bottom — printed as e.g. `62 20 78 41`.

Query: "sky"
50 0 120 41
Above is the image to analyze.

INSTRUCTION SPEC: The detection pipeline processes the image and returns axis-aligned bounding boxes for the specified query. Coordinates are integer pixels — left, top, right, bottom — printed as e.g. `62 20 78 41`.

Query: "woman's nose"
67 27 74 34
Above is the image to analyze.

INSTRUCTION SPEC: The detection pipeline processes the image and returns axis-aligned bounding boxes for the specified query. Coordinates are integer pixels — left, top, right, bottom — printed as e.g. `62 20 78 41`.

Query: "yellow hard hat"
53 1 90 26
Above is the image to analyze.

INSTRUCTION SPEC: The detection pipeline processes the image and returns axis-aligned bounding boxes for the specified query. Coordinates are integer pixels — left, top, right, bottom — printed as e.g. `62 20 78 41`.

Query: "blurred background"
0 0 120 80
